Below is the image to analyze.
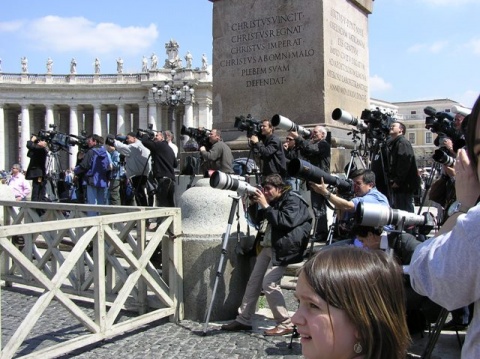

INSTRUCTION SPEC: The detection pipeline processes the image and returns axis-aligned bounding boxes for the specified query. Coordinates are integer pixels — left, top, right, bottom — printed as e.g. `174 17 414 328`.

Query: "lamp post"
151 69 194 141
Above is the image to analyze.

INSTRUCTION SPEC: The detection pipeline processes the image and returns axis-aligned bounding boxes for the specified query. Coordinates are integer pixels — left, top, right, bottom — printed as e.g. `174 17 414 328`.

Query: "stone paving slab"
1 284 464 358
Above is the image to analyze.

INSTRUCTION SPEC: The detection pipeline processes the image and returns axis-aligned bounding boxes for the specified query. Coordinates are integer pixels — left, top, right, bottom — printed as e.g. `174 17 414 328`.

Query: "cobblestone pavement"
1 284 464 358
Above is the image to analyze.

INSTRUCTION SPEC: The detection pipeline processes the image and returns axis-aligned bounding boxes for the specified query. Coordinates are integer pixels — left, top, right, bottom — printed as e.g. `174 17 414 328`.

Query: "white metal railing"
0 201 183 359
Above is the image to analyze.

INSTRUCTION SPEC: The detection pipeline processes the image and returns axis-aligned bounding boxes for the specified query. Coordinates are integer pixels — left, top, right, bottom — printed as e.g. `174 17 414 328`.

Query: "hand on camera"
199 146 206 152
454 148 480 209
250 135 258 144
289 131 299 139
309 178 328 196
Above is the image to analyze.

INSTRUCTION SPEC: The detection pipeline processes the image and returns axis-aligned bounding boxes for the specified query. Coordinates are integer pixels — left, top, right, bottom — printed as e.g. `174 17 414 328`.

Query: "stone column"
101 107 108 137
0 104 5 171
69 105 79 169
184 102 194 128
138 103 148 130
198 99 212 129
45 104 54 129
93 104 101 135
148 101 157 131
117 104 125 135
20 104 31 169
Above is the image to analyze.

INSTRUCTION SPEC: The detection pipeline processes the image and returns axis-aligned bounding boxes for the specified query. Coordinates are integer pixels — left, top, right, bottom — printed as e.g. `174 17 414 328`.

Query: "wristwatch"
447 200 470 216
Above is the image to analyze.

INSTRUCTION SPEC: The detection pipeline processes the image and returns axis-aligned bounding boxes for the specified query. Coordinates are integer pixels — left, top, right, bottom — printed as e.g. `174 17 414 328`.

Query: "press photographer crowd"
5 93 480 358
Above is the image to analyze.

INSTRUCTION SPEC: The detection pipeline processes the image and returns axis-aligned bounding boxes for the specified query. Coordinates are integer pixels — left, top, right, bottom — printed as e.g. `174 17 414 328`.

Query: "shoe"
264 325 294 336
443 320 467 331
221 321 252 332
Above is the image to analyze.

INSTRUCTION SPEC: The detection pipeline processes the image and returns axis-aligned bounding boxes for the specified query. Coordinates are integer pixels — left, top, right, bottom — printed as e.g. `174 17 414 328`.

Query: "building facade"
0 41 213 172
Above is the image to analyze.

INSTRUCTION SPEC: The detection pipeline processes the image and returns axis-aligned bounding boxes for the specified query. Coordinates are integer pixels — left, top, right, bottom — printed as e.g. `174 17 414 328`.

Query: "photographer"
310 169 389 239
73 135 112 212
26 135 48 202
111 132 151 207
290 125 331 242
249 119 286 178
199 129 234 174
283 135 301 191
139 130 177 209
221 174 312 335
410 94 480 358
387 121 421 213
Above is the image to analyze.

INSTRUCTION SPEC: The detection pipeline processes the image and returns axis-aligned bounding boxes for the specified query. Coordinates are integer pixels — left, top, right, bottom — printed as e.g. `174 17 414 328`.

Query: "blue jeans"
86 185 108 216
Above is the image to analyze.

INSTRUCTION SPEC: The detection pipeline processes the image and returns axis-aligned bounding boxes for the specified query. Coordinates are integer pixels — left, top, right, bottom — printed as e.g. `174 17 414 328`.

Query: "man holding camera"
199 129 234 174
221 174 311 335
249 119 286 178
310 169 388 240
140 131 177 208
111 132 151 207
26 135 48 202
290 125 331 242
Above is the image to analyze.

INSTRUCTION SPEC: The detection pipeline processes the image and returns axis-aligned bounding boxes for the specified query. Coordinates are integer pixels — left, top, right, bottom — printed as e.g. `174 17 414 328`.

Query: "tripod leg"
421 307 449 359
202 196 240 335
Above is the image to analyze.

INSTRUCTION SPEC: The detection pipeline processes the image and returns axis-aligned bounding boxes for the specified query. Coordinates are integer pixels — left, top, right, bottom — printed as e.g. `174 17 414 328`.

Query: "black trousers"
131 175 148 207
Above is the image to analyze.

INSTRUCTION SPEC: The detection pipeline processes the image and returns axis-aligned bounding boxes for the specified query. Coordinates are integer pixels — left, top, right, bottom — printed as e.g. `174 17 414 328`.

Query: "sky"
0 0 479 108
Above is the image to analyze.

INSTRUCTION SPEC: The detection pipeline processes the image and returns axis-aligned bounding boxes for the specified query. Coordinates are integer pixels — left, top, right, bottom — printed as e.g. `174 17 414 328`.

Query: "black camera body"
432 147 455 167
234 114 262 138
137 125 156 141
34 124 78 152
180 125 211 149
360 108 395 142
105 134 128 147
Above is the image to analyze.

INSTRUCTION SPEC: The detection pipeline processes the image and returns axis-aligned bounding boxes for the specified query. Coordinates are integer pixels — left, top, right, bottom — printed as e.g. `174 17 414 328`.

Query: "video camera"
234 114 262 138
137 123 158 141
271 114 311 138
180 125 211 149
287 158 353 197
68 131 89 153
355 202 434 235
34 124 79 152
209 170 258 196
424 106 464 149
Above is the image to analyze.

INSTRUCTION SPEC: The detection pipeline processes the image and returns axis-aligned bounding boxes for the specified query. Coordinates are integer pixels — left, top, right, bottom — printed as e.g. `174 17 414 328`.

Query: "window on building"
425 132 433 144
408 132 416 144
411 110 417 115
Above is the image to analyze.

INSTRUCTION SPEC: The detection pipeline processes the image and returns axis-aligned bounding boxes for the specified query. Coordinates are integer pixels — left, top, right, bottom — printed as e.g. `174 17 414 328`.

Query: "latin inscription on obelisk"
211 0 373 140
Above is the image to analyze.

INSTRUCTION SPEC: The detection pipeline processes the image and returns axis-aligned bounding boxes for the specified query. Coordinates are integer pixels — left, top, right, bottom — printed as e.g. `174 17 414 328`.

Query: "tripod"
45 148 67 201
202 194 242 335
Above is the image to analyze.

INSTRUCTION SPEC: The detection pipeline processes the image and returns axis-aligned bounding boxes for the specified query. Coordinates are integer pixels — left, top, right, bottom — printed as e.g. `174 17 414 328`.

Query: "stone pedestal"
210 0 374 146
179 178 255 321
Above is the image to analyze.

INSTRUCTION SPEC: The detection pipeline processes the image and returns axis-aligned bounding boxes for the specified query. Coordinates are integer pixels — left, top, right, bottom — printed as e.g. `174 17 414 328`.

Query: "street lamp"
151 69 194 140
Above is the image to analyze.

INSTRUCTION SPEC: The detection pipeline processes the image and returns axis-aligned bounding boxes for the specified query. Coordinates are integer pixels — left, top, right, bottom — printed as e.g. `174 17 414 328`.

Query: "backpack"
86 147 112 187
182 155 200 176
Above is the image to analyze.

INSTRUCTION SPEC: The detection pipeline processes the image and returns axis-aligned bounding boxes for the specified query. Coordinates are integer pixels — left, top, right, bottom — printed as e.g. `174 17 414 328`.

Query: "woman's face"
292 273 361 359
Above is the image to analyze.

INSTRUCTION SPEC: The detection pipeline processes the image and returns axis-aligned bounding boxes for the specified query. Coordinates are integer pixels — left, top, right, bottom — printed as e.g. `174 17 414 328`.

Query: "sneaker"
443 320 467 331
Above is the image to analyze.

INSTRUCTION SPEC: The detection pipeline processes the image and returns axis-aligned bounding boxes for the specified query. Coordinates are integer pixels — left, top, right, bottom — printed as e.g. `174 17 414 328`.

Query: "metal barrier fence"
0 200 183 359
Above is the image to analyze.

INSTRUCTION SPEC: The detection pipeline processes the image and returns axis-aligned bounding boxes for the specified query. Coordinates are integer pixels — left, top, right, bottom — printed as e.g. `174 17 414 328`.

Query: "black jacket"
26 141 48 180
252 134 287 177
140 136 177 180
248 190 312 266
387 135 420 193
295 137 331 173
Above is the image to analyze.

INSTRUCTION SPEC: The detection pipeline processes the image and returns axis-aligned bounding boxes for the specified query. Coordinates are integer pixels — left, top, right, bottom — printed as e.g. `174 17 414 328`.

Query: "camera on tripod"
210 170 258 196
271 114 311 138
180 125 211 149
34 124 78 152
360 107 395 141
332 108 368 132
234 114 262 138
287 158 353 197
355 202 434 235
